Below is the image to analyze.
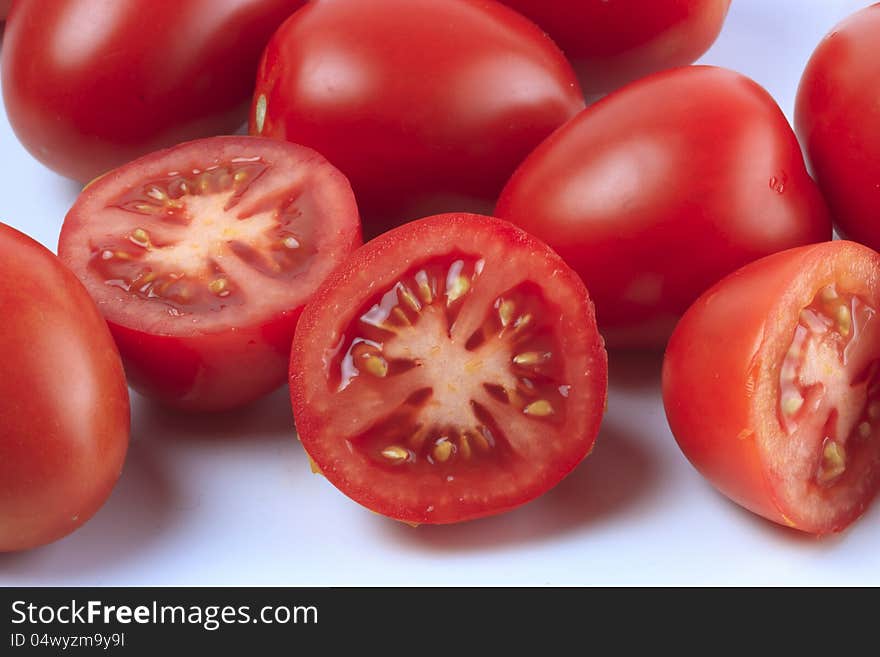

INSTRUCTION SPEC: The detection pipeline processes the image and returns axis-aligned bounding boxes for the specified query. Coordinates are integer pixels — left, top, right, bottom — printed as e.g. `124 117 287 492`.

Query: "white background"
1 0 878 586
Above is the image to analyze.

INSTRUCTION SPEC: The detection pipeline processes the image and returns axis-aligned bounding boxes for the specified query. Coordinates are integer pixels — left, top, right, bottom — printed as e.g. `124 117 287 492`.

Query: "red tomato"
1 0 11 21
497 66 832 348
59 136 361 411
1 0 305 182
0 222 129 552
290 213 608 524
664 241 880 535
796 4 880 252
500 0 731 95
250 0 584 237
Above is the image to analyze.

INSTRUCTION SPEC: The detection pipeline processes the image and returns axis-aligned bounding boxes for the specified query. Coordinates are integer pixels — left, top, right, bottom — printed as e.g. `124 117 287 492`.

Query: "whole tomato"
497 66 832 348
796 4 880 252
0 222 129 551
250 0 584 236
500 0 731 95
1 0 305 182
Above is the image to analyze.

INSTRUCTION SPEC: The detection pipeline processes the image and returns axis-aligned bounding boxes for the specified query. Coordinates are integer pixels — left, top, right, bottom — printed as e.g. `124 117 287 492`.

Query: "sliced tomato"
59 136 361 411
663 241 880 535
290 214 608 524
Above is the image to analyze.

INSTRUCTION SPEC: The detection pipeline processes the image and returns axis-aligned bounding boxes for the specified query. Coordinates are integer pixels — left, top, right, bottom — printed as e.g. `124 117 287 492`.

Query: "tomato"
290 213 607 524
499 0 731 95
250 0 584 237
58 136 361 411
1 0 305 182
796 4 880 252
0 222 129 552
497 66 832 349
1 0 11 21
663 241 880 535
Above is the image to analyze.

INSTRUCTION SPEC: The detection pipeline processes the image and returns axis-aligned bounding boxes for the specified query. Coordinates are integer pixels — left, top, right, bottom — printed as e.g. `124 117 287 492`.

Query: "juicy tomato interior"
770 283 880 529
292 214 607 524
89 160 314 318
331 255 570 479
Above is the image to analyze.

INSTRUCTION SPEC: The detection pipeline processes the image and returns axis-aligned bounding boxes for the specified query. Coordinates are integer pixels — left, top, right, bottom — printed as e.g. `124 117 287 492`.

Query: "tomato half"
1 0 305 182
795 4 880 252
0 222 129 552
663 241 880 535
290 214 607 524
59 136 361 411
499 0 731 95
250 0 584 236
497 66 832 348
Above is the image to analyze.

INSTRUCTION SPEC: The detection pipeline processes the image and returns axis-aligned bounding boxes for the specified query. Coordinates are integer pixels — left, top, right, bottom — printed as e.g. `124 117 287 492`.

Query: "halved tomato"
290 214 608 524
663 241 880 535
59 136 361 411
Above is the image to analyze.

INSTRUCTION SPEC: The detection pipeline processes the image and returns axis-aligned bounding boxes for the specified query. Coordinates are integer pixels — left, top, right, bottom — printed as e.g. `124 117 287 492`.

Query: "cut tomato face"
663 241 880 534
59 136 361 411
290 214 608 524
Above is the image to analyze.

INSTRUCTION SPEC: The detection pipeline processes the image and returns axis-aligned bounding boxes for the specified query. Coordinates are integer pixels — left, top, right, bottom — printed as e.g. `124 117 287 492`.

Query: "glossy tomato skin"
59 136 362 412
500 0 730 95
497 66 832 348
291 214 608 524
663 241 880 535
796 4 880 251
250 0 584 236
0 222 129 552
1 0 305 182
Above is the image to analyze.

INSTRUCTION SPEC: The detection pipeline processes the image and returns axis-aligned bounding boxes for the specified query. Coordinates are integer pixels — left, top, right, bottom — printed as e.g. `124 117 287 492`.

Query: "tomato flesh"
291 214 607 524
663 241 880 534
770 285 880 529
59 136 361 411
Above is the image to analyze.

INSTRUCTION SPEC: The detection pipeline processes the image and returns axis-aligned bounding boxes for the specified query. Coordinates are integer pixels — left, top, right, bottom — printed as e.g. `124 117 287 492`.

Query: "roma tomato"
497 66 832 348
1 0 305 182
663 241 880 535
250 0 584 236
59 136 361 411
0 222 129 552
500 0 731 95
796 4 880 252
291 214 608 524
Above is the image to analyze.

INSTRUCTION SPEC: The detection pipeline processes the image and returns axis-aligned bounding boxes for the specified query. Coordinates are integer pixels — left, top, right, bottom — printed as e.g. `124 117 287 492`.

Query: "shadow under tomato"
383 422 659 551
0 439 175 580
130 385 296 443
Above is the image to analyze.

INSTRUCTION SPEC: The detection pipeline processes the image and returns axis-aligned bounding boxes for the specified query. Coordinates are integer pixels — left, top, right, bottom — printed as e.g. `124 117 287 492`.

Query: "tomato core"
88 159 313 316
329 256 570 475
777 284 880 507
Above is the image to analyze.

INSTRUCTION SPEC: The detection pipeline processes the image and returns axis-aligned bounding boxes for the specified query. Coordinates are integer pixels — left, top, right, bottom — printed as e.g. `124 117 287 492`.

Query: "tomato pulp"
2 0 305 182
59 136 361 411
291 214 608 524
796 4 880 252
663 241 880 535
250 0 584 236
497 66 832 348
0 222 129 551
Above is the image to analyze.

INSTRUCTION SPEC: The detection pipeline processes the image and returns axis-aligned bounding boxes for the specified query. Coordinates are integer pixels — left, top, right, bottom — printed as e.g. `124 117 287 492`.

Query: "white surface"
1 0 878 586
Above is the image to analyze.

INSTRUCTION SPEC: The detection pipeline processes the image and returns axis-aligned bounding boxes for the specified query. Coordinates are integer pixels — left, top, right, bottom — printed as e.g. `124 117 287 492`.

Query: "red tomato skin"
500 0 730 95
662 241 880 535
107 312 300 412
1 0 11 21
0 222 129 552
796 4 880 251
1 0 305 182
250 0 584 236
291 213 608 524
497 66 832 348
